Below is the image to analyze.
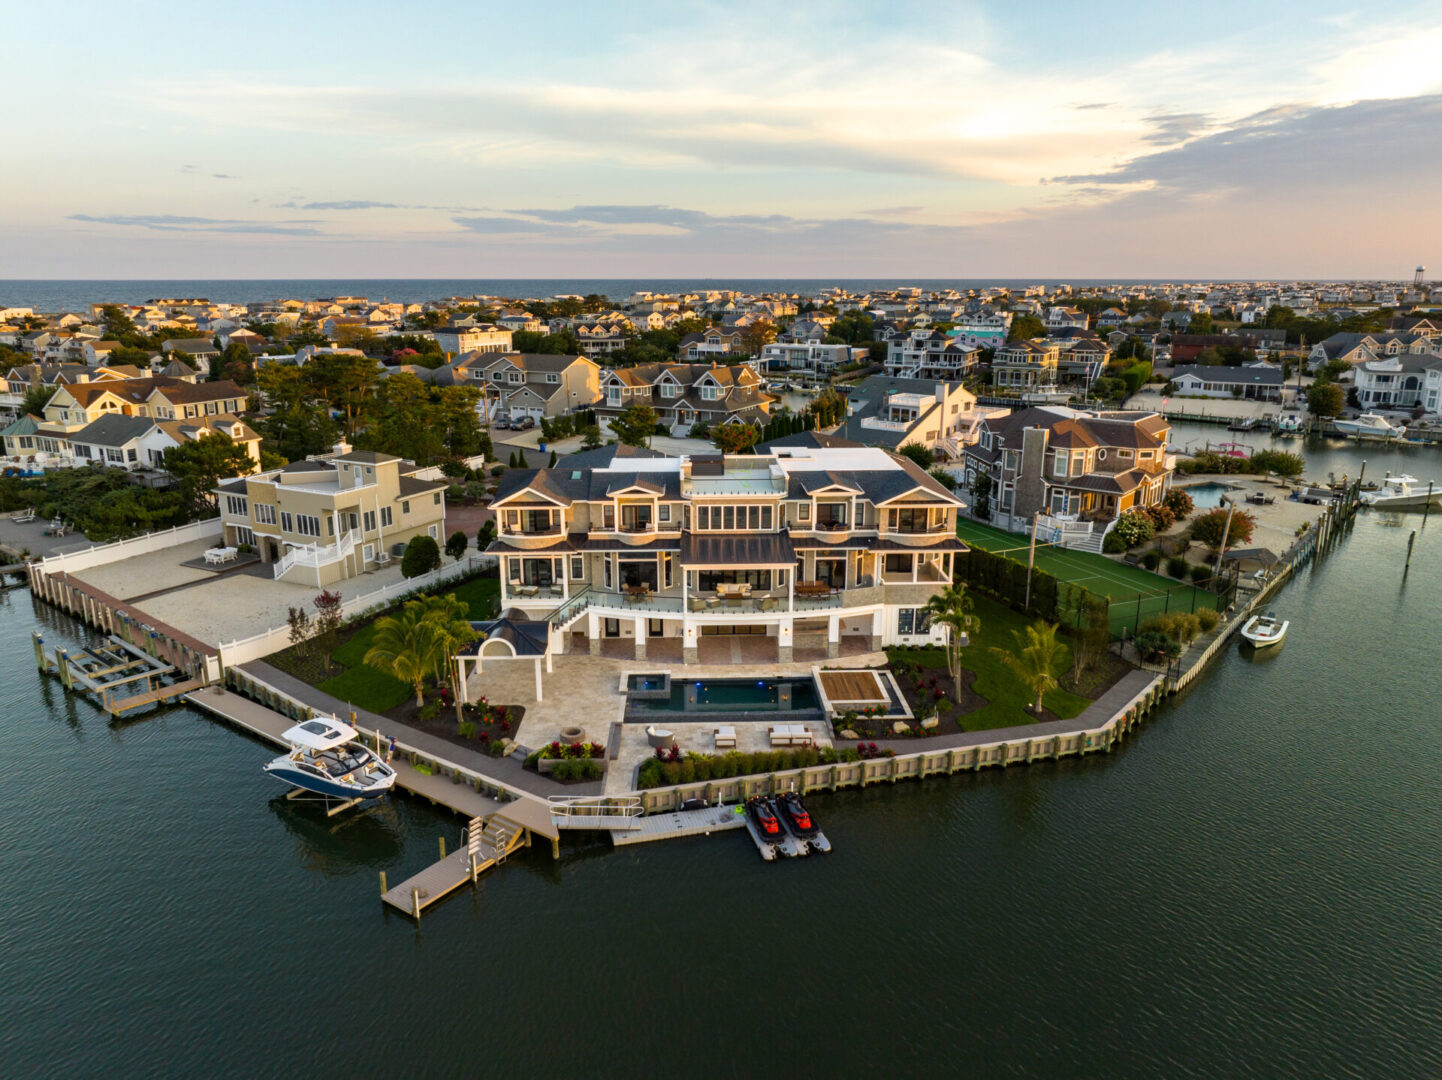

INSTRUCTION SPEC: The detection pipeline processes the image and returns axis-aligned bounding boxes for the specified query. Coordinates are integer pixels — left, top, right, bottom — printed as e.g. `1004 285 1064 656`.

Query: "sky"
3 0 1441 280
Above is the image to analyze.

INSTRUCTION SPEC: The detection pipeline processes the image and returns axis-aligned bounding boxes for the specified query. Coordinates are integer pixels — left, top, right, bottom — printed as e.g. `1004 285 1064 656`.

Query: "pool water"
1180 481 1235 508
626 676 821 717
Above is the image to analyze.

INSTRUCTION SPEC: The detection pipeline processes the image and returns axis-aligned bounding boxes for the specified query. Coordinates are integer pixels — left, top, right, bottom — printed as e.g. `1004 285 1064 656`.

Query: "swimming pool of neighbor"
1179 481 1236 508
624 676 822 720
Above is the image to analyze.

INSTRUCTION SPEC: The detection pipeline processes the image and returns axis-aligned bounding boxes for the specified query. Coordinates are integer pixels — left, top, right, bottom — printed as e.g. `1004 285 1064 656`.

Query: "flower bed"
637 742 892 789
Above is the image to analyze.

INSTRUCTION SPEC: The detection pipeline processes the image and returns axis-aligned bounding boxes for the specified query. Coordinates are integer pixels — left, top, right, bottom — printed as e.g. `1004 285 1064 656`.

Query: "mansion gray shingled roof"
71 413 159 447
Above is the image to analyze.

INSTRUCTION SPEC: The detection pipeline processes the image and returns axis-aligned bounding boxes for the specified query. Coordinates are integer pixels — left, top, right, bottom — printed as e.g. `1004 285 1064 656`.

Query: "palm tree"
993 620 1069 715
363 602 436 707
925 582 979 700
416 594 478 687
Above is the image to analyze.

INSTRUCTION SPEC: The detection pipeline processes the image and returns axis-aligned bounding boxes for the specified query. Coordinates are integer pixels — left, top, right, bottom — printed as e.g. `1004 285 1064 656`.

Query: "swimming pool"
1180 481 1235 508
625 676 822 720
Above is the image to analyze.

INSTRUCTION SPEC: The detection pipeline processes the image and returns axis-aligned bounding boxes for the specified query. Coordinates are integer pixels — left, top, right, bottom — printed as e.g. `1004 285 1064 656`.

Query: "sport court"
955 518 1219 635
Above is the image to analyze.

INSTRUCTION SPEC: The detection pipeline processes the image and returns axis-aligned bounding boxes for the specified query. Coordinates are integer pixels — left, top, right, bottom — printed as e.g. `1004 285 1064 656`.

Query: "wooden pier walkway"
186 685 562 919
105 676 205 714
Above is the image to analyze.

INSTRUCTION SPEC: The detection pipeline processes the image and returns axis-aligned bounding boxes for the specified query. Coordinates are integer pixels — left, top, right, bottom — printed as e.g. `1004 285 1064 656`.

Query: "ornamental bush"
1197 607 1220 632
1163 488 1195 518
1141 551 1160 570
1166 555 1190 578
1110 509 1156 549
1103 530 1128 554
401 534 441 578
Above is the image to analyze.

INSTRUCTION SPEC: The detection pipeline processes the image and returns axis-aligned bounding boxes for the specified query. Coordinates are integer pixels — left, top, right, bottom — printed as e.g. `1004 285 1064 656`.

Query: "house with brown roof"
445 352 600 422
962 406 1173 542
595 361 775 434
992 339 1061 389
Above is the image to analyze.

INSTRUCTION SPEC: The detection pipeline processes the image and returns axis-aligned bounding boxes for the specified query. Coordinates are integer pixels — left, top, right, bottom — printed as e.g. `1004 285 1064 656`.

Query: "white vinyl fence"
37 517 223 576
218 553 485 667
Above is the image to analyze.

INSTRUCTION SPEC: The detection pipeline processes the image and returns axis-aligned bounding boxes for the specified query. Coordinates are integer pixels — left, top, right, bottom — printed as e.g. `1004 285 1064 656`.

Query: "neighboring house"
963 406 1173 532
1351 354 1442 413
885 330 981 380
759 341 866 379
679 327 746 360
433 325 513 357
1045 307 1088 330
487 445 967 661
596 362 775 432
37 377 248 442
496 311 545 333
161 338 220 374
1095 307 1128 329
69 414 179 470
571 322 628 358
1309 332 1432 370
950 313 1011 351
156 414 263 468
837 376 1005 459
454 353 601 422
1 414 43 460
1169 364 1285 402
992 339 1061 389
214 450 448 585
1055 335 1113 386
1171 331 1286 363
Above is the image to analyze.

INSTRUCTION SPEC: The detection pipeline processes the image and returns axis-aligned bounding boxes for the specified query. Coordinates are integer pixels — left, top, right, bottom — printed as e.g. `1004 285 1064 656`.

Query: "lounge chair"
714 725 737 749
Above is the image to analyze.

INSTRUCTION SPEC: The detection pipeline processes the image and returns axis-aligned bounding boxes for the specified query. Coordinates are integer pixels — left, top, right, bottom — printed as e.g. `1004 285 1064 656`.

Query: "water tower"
1415 265 1427 286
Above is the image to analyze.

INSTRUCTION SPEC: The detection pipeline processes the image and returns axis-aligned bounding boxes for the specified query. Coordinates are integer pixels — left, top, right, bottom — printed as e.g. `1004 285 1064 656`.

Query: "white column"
534 657 543 702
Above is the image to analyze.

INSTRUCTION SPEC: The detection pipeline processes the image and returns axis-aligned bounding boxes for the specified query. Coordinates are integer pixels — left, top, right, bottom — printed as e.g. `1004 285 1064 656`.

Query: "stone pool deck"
466 651 886 795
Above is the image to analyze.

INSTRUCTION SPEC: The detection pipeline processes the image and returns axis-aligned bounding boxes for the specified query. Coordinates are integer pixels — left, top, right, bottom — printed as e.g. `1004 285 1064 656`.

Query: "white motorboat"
1334 412 1400 439
1274 414 1304 436
1240 611 1288 648
1359 474 1442 510
262 718 397 801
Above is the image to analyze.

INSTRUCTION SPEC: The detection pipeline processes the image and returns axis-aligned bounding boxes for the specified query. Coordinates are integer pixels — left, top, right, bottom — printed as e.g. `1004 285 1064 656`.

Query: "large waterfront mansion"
487 444 967 662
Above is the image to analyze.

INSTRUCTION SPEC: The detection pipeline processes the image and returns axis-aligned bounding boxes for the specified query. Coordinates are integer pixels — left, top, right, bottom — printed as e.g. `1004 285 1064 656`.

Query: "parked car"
517 416 536 430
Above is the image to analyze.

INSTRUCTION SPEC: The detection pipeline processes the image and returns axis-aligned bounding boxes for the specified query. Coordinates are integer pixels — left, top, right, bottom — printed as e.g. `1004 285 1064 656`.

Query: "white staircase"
273 529 359 580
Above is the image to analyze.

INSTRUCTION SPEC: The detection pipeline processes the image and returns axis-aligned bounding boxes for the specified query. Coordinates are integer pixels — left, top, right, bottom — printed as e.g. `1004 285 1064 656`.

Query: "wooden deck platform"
610 804 748 846
380 820 529 917
106 676 205 714
816 669 887 704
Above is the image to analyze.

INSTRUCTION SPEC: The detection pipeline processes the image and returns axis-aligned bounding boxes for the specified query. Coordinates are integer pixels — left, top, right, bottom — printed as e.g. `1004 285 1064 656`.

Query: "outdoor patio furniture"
759 597 776 612
714 725 737 749
518 585 540 597
549 583 564 596
769 724 811 747
645 725 676 749
689 598 707 612
705 597 720 609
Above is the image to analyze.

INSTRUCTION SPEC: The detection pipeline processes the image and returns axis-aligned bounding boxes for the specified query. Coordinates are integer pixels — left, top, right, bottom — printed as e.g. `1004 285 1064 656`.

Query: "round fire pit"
560 726 586 744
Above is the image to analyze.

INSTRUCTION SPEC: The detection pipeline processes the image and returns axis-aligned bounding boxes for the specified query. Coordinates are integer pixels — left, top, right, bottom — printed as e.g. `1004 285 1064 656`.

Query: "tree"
925 583 979 702
1190 507 1256 550
547 449 558 467
896 442 935 469
1307 382 1344 418
414 593 478 686
1187 312 1215 334
1248 449 1305 478
286 606 313 657
363 602 436 707
161 433 254 504
19 384 54 417
401 534 441 578
444 530 469 562
1007 315 1046 342
711 422 760 454
312 590 344 672
1069 599 1110 686
610 403 659 447
971 473 993 519
580 424 603 449
476 520 496 551
994 621 1068 714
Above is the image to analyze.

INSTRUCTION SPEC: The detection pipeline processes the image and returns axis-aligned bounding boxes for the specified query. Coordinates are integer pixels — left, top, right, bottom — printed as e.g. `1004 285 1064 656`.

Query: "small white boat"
262 718 397 801
1359 474 1442 510
1240 611 1288 648
1334 412 1400 439
1274 414 1304 436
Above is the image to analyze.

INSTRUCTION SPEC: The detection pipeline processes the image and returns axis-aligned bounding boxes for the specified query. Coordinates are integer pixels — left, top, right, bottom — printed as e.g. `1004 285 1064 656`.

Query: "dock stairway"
548 795 643 831
381 814 528 918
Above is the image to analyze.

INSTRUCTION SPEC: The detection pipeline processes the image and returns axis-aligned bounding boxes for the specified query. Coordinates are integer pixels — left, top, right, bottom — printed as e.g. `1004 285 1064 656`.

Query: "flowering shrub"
1110 510 1156 549
544 740 606 760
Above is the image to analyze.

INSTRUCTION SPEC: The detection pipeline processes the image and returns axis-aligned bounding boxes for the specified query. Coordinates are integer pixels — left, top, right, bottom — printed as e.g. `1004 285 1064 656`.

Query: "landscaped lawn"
955 517 1219 636
272 574 503 713
889 594 1092 732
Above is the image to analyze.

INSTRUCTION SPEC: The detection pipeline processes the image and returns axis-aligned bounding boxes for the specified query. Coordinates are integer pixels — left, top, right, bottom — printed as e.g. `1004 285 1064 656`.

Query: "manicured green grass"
955 517 1219 636
291 574 501 714
891 594 1090 732
318 664 413 712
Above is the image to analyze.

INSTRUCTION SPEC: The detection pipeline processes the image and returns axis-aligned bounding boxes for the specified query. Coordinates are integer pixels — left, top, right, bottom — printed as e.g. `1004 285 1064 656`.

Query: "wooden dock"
610 804 748 846
105 676 205 714
186 685 563 919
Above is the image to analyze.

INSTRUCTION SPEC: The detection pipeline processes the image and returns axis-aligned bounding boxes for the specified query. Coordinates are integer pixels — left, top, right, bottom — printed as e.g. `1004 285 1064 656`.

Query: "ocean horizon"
3 276 1270 311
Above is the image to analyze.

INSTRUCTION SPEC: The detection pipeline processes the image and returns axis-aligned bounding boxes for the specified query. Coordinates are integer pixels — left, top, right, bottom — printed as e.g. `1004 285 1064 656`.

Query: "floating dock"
609 803 747 846
33 631 200 715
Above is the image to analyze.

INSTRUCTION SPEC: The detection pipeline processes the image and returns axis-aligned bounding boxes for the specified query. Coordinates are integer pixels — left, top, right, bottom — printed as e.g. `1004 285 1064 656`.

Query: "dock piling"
32 632 45 672
438 836 446 860
379 871 387 896
1405 530 1417 577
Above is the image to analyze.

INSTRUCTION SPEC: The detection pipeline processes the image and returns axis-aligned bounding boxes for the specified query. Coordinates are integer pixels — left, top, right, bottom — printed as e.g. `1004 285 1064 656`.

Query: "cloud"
1074 102 1112 110
212 173 237 179
68 213 321 236
298 200 399 210
1140 111 1213 144
861 205 924 217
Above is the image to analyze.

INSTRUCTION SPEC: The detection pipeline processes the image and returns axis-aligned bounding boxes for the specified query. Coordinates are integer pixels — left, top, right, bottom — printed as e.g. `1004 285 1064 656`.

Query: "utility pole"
1024 511 1041 610
1213 496 1238 583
